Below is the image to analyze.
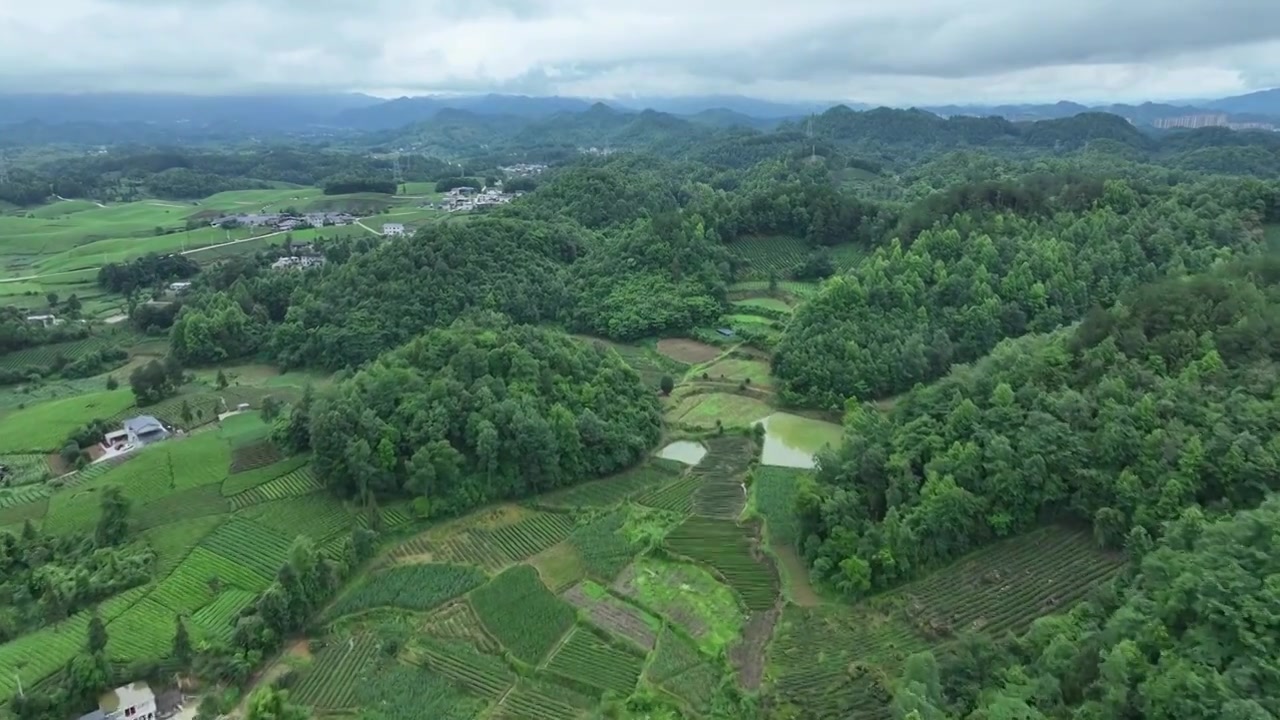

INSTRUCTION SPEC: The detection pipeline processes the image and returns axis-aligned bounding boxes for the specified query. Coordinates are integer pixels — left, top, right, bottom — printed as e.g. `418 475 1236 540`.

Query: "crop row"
199 518 295 579
0 612 92 697
730 235 813 277
326 564 487 619
239 492 354 542
471 566 576 665
191 589 257 641
0 334 127 371
440 511 576 570
415 640 515 700
536 461 682 509
665 517 778 611
496 682 583 720
106 597 179 662
421 602 501 654
544 627 643 695
0 453 51 486
0 482 49 511
228 440 282 474
902 526 1125 636
135 484 230 531
562 583 659 651
229 465 320 507
567 511 636 581
291 634 382 709
634 474 702 514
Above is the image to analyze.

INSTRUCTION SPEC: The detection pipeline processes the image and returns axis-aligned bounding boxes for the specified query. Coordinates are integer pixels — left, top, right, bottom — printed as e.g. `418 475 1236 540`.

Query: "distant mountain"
610 95 841 118
682 108 784 130
0 92 378 130
335 94 600 130
1204 88 1280 118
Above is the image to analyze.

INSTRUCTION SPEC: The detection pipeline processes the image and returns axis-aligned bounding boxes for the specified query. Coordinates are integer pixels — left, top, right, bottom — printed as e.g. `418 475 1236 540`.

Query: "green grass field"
665 391 774 429
0 388 134 452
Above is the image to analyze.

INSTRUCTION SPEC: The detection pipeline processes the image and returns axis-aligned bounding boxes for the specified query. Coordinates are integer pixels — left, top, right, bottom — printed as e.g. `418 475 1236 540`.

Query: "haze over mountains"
0 88 1277 139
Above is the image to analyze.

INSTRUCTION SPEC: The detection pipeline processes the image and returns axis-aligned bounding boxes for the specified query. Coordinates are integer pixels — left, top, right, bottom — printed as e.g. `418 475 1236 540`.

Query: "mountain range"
0 89 1276 142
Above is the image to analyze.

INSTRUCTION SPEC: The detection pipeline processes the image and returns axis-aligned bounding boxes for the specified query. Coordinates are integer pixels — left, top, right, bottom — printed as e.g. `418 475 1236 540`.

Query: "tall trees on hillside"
305 315 662 517
774 178 1272 406
799 259 1280 595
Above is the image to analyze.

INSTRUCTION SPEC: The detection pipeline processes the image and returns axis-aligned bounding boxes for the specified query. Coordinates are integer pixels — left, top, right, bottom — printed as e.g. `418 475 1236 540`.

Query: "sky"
1 0 1278 105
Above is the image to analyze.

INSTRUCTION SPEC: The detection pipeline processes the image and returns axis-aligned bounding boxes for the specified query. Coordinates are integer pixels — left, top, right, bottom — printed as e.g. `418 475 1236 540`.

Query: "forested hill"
773 176 1280 406
283 315 663 515
799 256 1280 594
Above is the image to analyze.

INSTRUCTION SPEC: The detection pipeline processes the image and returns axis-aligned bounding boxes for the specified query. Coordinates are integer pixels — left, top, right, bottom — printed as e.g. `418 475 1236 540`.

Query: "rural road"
0 229 289 284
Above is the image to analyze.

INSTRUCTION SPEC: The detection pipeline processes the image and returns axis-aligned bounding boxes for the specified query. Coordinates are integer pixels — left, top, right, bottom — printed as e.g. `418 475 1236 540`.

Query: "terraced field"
690 435 755 518
544 627 644 695
665 517 778 611
535 460 683 509
397 510 578 570
291 634 383 709
634 474 702 514
412 640 515 701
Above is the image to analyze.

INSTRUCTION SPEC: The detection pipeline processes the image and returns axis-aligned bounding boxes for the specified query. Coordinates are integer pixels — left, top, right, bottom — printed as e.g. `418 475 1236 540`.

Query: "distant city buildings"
500 163 548 177
213 211 355 230
437 186 523 213
1152 114 1277 132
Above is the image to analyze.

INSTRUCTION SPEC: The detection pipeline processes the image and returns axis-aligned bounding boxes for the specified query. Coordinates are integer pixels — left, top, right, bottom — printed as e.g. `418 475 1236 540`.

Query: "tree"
106 375 118 390
65 294 81 315
94 485 130 546
660 375 675 396
60 441 82 467
45 291 58 308
130 358 179 405
261 396 281 422
180 399 193 426
244 687 310 720
216 368 228 389
87 612 108 655
173 616 192 669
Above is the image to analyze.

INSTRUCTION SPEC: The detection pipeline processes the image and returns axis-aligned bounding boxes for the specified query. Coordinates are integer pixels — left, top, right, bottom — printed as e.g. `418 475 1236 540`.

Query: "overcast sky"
1 0 1278 104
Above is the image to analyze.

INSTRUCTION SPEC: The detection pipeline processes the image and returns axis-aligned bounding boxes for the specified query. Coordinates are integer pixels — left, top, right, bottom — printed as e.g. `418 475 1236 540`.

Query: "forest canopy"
296 315 663 518
798 258 1280 596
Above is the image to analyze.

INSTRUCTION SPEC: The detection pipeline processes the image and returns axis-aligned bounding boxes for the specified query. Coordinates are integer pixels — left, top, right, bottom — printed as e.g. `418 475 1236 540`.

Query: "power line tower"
391 154 404 189
807 116 817 162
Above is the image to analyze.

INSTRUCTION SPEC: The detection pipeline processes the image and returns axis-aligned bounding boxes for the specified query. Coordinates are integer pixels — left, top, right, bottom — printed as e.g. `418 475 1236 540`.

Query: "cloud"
0 0 1277 104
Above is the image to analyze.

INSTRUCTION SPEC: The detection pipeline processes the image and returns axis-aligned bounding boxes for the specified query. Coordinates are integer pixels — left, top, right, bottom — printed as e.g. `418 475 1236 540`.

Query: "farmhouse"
382 223 406 236
271 255 326 271
167 281 192 293
25 314 62 327
76 682 156 720
122 415 169 446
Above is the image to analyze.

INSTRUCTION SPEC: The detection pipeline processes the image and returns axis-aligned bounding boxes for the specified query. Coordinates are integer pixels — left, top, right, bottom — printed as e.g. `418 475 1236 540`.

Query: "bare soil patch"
656 338 722 364
729 606 780 690
563 583 657 651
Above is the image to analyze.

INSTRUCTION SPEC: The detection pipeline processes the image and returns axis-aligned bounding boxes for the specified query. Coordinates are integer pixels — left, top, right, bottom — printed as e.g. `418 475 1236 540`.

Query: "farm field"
665 391 774 429
0 388 135 453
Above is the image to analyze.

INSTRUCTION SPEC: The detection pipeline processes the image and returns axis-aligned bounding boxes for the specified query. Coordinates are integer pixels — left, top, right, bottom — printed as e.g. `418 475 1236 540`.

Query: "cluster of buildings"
499 163 547 177
1152 114 1277 132
213 211 356 231
271 254 326 271
436 186 524 213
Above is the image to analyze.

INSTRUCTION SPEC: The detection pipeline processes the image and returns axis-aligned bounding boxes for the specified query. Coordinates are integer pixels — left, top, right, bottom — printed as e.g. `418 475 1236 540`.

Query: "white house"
168 281 192 293
26 314 62 327
123 415 169 446
76 682 156 720
382 223 406 236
